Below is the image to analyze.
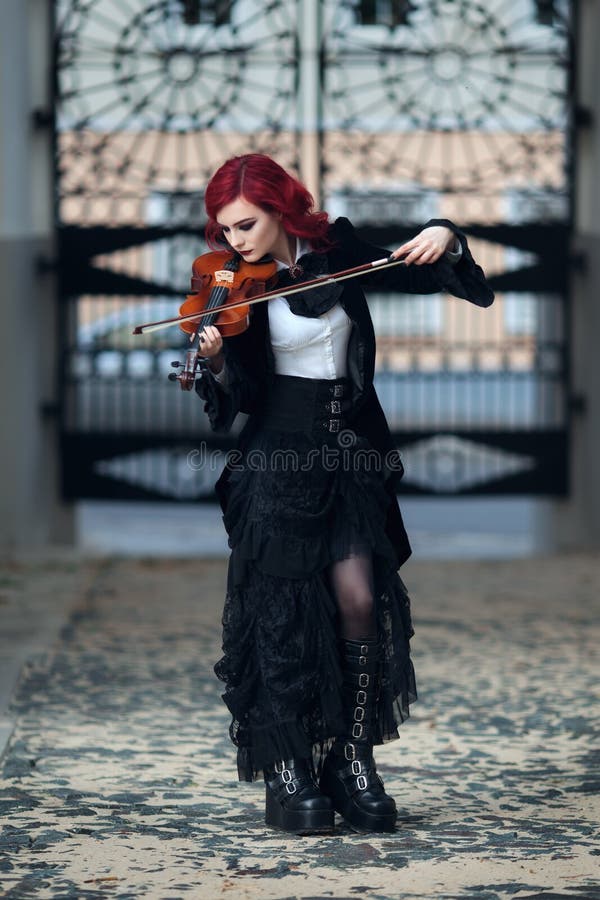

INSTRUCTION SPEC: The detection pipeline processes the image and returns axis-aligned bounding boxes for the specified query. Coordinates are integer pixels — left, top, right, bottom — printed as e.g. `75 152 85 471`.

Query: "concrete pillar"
0 0 74 551
543 0 600 550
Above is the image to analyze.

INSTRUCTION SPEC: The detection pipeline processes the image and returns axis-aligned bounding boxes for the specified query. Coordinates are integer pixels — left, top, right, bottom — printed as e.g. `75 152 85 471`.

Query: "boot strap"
265 759 316 804
333 758 385 796
335 740 375 762
337 638 382 745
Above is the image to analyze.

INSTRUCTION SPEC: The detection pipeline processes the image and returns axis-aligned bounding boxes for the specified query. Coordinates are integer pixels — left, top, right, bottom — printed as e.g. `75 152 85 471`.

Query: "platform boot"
263 757 335 835
320 638 398 832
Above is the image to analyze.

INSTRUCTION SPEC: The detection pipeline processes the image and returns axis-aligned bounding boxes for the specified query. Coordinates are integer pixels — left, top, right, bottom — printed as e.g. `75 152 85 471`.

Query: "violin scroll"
168 347 205 391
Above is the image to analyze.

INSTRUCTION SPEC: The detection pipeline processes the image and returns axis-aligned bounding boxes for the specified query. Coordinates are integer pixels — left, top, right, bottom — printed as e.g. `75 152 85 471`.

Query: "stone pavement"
0 553 599 900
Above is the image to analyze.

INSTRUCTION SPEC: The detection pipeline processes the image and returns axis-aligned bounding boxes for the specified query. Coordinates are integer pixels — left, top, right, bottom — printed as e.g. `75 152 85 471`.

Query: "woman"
193 153 494 835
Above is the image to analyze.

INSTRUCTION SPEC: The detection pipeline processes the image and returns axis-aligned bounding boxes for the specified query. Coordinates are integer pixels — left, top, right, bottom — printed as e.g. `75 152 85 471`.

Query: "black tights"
325 553 376 641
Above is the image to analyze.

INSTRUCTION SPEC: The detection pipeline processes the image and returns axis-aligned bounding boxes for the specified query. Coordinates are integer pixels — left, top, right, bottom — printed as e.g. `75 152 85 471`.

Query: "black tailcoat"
196 217 494 570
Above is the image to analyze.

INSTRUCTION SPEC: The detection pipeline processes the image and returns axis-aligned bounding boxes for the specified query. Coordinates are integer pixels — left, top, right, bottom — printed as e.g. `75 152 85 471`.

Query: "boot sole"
333 794 397 832
265 788 335 835
320 773 397 833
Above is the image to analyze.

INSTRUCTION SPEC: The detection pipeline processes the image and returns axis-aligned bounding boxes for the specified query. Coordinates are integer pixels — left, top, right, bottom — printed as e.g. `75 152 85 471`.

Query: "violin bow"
132 254 407 335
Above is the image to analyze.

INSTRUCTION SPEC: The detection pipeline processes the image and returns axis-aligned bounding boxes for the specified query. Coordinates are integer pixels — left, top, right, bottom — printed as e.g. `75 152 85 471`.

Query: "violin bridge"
214 270 235 284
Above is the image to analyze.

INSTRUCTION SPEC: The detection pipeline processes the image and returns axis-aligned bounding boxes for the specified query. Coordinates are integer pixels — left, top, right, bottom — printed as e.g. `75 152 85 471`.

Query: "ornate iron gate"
54 0 575 500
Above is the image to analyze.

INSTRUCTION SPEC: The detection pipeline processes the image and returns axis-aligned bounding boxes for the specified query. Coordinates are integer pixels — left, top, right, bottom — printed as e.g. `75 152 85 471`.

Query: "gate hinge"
31 108 54 129
39 401 60 420
568 250 588 273
568 393 587 415
35 255 58 275
574 105 594 129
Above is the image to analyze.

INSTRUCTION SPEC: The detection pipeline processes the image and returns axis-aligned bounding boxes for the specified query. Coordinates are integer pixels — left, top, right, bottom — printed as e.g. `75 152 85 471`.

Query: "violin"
179 251 278 337
134 249 407 391
167 250 277 390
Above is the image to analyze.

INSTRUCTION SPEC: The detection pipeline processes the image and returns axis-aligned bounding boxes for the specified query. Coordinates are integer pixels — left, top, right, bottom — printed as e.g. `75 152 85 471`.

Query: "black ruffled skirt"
213 374 417 782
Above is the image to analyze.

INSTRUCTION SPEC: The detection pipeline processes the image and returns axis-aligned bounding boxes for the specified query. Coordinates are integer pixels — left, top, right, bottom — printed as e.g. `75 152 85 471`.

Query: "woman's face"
215 197 291 264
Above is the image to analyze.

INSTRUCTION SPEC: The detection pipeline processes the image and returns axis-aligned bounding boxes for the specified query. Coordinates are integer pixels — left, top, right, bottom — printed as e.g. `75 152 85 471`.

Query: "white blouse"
209 235 462 390
266 238 352 378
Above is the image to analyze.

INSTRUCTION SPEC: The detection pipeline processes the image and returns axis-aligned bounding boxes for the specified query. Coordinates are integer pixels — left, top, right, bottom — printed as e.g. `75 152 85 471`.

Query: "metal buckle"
359 655 367 666
352 723 364 738
357 774 368 791
281 769 293 783
333 384 343 397
351 760 362 775
354 706 365 722
356 690 367 705
359 673 369 687
285 782 297 794
330 400 342 414
344 743 356 761
360 644 369 654
274 760 285 774
328 419 341 432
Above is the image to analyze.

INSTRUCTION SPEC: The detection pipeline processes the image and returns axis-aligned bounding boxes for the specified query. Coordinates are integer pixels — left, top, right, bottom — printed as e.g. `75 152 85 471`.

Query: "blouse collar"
274 237 312 272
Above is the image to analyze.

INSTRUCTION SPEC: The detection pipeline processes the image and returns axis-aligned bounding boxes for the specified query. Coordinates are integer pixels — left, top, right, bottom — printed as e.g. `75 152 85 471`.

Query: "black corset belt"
261 374 352 436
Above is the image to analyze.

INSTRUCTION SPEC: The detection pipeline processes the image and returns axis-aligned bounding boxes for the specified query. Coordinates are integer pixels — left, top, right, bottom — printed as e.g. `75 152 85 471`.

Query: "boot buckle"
274 760 297 794
351 760 362 775
359 656 367 666
354 706 365 722
356 690 367 705
359 673 369 687
357 774 368 791
352 722 364 738
360 644 369 654
344 742 356 760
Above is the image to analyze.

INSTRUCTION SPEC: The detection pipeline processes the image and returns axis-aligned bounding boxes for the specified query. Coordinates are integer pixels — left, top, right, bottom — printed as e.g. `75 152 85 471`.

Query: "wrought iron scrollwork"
55 0 300 222
322 0 573 207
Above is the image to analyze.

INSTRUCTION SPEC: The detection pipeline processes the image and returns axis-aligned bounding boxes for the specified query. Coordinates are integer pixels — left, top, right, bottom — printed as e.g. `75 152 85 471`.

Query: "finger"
413 247 440 265
391 237 419 258
403 244 431 265
200 326 218 341
199 328 222 354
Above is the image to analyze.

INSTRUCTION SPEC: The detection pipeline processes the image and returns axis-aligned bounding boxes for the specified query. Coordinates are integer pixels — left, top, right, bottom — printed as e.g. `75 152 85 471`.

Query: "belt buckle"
328 419 341 432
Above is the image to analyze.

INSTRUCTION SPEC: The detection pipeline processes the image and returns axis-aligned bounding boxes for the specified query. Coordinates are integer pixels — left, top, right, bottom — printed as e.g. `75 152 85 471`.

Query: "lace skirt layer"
213 375 418 782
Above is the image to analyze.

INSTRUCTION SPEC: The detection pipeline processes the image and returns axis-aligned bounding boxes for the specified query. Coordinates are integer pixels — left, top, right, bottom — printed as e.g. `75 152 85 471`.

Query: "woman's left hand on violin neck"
198 325 225 374
390 225 458 266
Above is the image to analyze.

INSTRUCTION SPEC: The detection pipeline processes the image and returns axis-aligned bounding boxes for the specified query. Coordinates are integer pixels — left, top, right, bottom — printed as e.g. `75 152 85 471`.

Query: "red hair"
204 154 332 251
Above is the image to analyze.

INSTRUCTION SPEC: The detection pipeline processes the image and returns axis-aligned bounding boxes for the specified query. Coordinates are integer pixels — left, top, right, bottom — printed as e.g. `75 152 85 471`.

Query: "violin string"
190 283 229 340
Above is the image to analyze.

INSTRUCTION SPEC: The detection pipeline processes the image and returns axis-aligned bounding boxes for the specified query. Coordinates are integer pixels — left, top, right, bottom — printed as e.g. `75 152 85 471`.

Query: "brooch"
287 262 304 280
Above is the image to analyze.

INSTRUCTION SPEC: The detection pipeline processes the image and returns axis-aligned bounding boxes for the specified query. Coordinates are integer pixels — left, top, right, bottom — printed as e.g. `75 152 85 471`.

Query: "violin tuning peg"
171 360 182 367
168 372 179 382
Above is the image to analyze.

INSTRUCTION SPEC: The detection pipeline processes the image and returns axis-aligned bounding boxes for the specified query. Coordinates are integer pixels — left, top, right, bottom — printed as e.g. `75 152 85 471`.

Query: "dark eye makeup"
221 220 256 233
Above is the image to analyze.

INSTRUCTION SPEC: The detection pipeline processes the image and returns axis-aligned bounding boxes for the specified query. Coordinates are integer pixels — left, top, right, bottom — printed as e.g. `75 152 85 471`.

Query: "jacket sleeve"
194 328 262 433
333 216 494 308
